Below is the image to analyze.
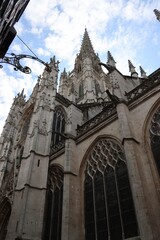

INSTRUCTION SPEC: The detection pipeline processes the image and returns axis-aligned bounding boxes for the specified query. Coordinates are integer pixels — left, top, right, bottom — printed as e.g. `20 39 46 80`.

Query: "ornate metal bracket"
0 53 51 74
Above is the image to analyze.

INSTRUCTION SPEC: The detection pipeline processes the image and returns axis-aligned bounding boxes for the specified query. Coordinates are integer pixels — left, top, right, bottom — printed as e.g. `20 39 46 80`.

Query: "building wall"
0 30 160 240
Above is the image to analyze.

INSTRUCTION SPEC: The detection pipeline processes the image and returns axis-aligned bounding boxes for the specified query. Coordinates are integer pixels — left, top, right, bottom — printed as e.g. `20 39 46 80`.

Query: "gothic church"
0 29 160 240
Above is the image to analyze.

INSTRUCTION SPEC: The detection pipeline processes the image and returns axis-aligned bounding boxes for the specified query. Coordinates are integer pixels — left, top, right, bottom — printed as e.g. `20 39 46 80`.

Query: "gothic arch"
43 164 64 240
81 136 138 240
142 98 160 180
79 135 121 175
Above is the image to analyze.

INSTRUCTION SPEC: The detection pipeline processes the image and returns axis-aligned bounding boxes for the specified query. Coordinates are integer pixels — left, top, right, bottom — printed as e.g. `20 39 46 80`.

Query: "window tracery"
150 106 160 173
84 138 138 240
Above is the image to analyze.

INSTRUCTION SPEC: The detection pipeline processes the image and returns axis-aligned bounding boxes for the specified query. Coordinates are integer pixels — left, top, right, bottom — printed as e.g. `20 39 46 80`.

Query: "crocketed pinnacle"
79 28 95 58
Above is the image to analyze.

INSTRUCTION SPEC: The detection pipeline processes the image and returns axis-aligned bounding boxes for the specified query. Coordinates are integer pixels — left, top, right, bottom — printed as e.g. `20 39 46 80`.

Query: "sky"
0 0 160 134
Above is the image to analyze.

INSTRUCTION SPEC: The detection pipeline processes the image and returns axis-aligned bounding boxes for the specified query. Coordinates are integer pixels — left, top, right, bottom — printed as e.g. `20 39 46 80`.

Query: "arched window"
79 82 84 98
150 106 160 173
43 165 64 240
52 107 66 146
84 138 138 240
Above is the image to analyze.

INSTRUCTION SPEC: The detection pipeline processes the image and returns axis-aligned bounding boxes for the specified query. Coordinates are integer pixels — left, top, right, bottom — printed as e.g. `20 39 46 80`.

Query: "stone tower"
0 29 160 240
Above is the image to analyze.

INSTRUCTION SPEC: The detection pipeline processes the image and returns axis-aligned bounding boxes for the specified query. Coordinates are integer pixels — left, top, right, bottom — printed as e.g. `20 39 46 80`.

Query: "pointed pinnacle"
107 51 116 68
139 66 147 78
128 60 138 77
128 60 135 71
21 88 24 95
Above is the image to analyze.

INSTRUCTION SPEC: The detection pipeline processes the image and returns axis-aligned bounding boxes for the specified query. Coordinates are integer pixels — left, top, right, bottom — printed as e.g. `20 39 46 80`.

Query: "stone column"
116 102 154 240
61 138 82 240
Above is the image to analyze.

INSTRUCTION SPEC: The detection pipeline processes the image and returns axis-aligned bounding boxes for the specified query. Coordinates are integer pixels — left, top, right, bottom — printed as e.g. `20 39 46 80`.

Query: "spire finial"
139 66 147 78
128 60 138 77
21 88 24 96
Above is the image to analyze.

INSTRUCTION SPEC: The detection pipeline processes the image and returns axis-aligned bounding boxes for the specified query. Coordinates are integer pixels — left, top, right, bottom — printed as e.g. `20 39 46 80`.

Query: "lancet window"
79 82 84 98
52 107 66 146
150 106 160 173
43 165 64 240
84 138 138 240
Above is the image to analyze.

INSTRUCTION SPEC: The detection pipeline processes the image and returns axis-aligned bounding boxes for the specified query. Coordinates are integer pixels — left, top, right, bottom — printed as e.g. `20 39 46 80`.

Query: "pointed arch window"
84 138 138 240
150 106 160 173
43 165 64 240
52 107 66 146
79 82 84 98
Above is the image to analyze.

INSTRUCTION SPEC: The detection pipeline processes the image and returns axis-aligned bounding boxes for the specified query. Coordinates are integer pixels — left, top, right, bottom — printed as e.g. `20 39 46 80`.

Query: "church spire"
79 28 95 58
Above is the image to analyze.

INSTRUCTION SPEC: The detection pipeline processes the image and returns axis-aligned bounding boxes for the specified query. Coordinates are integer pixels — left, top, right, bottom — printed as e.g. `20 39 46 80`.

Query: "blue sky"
0 0 160 133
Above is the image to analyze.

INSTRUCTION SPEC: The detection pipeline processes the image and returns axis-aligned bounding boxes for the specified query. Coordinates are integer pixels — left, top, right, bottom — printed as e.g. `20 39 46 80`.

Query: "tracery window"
84 138 138 240
150 106 160 173
43 165 64 240
52 107 66 146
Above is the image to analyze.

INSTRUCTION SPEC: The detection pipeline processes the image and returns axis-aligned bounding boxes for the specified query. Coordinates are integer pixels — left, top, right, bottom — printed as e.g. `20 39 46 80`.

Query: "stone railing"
77 103 116 137
125 74 160 103
50 141 65 155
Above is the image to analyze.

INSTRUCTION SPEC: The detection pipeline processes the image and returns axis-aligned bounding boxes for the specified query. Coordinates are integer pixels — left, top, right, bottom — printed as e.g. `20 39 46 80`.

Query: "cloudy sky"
0 0 160 133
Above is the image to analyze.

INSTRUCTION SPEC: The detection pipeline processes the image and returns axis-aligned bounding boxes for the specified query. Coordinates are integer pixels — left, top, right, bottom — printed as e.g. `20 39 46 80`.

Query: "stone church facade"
0 29 160 240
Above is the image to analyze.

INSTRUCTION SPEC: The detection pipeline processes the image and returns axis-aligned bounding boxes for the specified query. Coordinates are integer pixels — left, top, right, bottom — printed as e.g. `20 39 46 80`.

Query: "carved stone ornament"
38 119 48 136
30 120 39 138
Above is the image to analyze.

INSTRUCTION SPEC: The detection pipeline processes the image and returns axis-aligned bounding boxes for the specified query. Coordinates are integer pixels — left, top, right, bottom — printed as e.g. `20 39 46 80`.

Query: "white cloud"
30 27 43 35
10 43 22 53
36 48 51 57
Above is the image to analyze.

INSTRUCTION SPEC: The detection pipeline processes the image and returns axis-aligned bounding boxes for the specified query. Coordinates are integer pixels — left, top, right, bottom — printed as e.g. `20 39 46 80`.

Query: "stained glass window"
84 138 138 240
44 165 64 240
0 196 11 240
52 107 66 146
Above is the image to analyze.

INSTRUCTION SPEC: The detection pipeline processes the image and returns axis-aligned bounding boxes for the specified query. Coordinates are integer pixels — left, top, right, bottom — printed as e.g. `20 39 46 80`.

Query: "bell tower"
58 28 108 103
4 57 59 240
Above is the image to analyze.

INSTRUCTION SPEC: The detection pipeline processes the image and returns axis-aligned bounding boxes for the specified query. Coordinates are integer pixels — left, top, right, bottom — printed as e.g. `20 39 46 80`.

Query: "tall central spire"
79 28 95 58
